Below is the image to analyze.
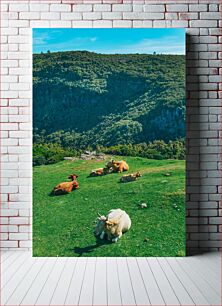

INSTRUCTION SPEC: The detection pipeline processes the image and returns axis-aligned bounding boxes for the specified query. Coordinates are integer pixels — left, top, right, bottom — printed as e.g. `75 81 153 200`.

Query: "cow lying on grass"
94 209 131 242
106 160 129 173
120 171 142 183
89 167 110 177
53 174 79 195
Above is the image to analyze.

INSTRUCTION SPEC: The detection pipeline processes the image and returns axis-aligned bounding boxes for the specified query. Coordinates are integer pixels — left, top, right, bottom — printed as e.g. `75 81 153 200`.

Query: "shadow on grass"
71 237 112 257
48 190 78 197
48 191 68 197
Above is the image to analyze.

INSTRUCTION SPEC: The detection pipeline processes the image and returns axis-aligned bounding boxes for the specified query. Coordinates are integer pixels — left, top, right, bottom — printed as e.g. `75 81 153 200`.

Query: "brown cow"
106 160 129 173
53 174 79 195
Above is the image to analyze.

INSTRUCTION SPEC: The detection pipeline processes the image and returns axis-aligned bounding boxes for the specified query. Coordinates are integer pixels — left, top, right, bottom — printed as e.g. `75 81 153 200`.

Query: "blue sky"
33 28 185 55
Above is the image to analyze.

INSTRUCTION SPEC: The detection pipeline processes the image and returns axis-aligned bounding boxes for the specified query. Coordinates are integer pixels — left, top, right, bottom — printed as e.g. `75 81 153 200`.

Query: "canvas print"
33 28 186 257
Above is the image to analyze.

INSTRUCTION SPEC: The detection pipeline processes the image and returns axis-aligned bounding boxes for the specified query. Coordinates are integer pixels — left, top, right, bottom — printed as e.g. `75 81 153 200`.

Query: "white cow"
94 209 131 242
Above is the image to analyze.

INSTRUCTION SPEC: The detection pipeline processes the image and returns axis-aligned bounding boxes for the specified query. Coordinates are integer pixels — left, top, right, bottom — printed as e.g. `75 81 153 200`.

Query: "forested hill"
33 51 185 147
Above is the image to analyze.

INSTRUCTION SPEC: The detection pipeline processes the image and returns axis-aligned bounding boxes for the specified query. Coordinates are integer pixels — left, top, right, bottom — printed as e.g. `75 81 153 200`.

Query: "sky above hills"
33 28 185 55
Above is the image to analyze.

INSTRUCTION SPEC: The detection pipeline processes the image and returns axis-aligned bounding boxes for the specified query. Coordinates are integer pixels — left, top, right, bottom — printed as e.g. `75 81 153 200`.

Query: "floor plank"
78 257 96 305
50 257 77 305
157 258 195 305
0 251 14 263
117 257 136 305
127 257 150 306
167 257 210 305
107 257 122 306
5 257 47 305
2 252 22 273
93 257 107 306
20 257 57 305
35 258 67 306
147 257 179 305
1 252 30 290
181 256 220 295
137 257 165 305
64 257 87 306
195 253 220 274
176 257 221 305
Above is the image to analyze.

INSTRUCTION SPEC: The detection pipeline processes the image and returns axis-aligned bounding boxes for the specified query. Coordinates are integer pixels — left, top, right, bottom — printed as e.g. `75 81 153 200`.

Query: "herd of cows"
51 159 143 242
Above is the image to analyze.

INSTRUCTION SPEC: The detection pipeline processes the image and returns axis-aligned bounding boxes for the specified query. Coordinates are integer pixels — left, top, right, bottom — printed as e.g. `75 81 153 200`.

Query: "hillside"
33 51 185 147
33 157 185 257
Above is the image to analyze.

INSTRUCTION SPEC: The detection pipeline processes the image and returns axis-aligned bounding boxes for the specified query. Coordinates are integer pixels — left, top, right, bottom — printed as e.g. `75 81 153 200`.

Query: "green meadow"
33 156 185 257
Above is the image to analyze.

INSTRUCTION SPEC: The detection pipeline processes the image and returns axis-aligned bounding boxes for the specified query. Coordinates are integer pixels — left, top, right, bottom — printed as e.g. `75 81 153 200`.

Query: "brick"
113 20 132 28
1 208 18 216
133 5 143 12
0 217 8 225
1 138 18 146
209 60 221 68
143 5 165 12
123 12 164 20
191 233 209 240
0 241 18 248
166 5 188 12
19 226 30 233
2 28 18 36
94 4 111 12
179 13 198 20
1 59 18 68
41 12 60 20
200 209 218 217
172 20 188 28
73 4 92 12
93 20 112 28
61 12 82 20
72 20 93 28
50 4 71 12
9 233 29 240
9 217 29 225
19 210 30 217
9 20 29 28
208 44 221 52
199 36 217 44
1 225 18 233
19 12 40 20
50 21 72 28
2 123 18 131
190 20 218 28
102 12 122 19
113 4 132 11
9 4 29 12
19 241 31 248
83 12 102 20
133 20 143 28
1 4 8 11
30 20 50 28
209 28 222 35
210 233 221 240
189 4 207 11
200 12 221 19
165 13 178 20
29 4 49 12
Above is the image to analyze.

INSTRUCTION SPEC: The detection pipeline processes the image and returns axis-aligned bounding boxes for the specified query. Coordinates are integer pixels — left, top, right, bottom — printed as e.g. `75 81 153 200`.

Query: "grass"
33 156 185 257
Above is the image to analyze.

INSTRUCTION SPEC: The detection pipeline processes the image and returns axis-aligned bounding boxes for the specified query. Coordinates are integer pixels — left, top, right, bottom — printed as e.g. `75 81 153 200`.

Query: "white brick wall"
1 0 221 255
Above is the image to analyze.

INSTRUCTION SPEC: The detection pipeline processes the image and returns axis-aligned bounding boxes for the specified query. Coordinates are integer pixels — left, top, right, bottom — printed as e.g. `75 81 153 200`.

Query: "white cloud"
93 36 185 55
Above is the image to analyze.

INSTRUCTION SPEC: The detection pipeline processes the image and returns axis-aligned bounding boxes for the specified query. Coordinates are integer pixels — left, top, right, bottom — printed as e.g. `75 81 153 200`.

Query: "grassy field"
33 156 185 257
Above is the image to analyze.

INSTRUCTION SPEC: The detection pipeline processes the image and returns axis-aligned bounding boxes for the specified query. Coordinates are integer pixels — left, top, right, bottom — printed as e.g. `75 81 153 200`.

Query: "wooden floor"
1 251 221 306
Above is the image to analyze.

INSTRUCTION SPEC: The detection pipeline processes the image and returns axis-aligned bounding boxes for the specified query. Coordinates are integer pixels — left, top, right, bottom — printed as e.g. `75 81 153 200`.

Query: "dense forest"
33 51 185 165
